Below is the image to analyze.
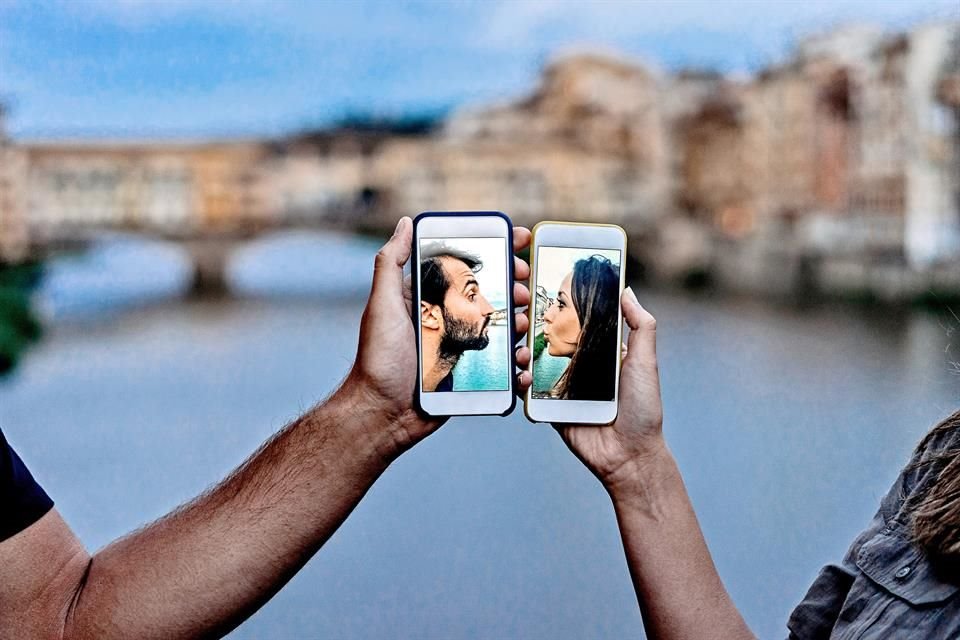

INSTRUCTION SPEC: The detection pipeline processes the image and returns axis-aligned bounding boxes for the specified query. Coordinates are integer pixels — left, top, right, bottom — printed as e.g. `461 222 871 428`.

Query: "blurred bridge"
2 137 392 293
24 212 385 295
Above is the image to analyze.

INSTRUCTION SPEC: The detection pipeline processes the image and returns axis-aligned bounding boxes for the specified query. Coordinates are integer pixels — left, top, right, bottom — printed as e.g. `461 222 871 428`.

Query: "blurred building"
871 24 959 267
674 27 883 240
20 140 271 242
768 23 960 270
667 23 960 295
263 135 371 226
3 22 958 299
263 123 433 229
374 53 669 228
674 81 757 237
0 105 29 261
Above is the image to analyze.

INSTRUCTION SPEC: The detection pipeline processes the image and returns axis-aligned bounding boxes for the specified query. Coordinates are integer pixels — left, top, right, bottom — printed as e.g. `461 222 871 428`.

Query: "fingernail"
625 286 640 305
392 218 404 236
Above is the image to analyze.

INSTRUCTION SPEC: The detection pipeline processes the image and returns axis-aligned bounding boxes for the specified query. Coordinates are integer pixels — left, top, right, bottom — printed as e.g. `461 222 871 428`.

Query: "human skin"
420 255 496 391
528 287 756 640
0 218 534 640
542 272 579 357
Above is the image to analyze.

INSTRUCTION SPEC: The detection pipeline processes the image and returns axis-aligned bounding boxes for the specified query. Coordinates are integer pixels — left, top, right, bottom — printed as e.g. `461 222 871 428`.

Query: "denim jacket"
787 422 960 639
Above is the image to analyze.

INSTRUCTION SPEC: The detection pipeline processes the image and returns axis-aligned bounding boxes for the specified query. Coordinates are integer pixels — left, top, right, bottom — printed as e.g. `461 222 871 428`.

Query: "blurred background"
1 1 959 638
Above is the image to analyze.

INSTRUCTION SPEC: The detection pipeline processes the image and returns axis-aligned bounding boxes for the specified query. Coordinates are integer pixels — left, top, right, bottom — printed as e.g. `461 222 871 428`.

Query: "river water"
454 324 512 391
1 232 958 639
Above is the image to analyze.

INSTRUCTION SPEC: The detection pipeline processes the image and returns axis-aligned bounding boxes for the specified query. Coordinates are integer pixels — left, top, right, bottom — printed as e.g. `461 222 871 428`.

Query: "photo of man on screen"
419 241 497 391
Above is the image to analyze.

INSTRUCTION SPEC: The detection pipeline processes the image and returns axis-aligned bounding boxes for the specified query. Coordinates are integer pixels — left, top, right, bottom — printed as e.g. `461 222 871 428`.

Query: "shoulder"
0 427 12 475
0 427 55 543
787 410 960 639
913 410 960 459
898 410 960 508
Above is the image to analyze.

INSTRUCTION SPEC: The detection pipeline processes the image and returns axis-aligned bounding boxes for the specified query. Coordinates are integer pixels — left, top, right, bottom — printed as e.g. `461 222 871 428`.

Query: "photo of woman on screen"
533 252 620 400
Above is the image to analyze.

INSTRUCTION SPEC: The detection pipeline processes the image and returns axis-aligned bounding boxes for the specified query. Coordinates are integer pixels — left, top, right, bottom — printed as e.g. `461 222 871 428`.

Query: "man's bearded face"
439 310 490 357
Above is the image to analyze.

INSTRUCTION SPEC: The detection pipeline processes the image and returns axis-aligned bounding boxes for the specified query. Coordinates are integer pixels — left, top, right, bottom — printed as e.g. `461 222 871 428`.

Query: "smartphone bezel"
413 211 516 417
524 221 627 425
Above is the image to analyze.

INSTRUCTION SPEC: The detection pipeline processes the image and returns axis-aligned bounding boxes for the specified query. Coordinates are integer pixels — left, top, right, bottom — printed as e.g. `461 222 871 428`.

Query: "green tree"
0 262 43 376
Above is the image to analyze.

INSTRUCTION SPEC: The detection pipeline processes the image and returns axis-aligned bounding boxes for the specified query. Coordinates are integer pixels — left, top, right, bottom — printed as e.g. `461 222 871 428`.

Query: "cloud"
478 0 959 63
2 0 956 137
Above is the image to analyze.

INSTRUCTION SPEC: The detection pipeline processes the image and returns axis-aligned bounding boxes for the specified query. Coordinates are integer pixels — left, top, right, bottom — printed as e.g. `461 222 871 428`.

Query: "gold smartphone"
524 221 627 424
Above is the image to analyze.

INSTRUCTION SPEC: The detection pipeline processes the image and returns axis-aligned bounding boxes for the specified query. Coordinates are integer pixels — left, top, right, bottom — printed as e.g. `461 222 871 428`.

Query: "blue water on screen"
452 325 510 391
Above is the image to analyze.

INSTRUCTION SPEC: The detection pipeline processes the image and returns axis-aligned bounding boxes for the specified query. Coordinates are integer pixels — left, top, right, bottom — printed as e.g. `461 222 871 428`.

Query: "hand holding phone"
553 286 666 491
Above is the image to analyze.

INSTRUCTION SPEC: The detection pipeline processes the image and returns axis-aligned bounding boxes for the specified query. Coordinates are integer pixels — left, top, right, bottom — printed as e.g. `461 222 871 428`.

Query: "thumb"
371 216 412 299
622 287 657 365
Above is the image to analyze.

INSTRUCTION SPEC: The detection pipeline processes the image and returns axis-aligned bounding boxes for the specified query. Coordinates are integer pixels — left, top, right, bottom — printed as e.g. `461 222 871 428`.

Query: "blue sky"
1 0 956 139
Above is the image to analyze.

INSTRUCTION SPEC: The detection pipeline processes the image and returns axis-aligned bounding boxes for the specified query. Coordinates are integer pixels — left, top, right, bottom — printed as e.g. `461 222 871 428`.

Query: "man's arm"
538 288 754 640
2 382 408 640
1 217 534 639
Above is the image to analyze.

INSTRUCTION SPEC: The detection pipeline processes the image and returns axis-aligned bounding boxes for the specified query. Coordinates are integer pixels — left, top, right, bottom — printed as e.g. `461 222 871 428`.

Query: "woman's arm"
548 288 754 639
607 445 754 640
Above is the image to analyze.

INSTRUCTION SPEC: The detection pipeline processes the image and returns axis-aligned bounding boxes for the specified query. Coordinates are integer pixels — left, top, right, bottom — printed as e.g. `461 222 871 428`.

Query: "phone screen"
418 237 510 393
532 246 622 401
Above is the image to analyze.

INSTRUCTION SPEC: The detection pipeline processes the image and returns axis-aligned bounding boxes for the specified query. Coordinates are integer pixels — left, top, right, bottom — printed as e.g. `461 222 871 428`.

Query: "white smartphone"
413 212 516 417
524 221 627 425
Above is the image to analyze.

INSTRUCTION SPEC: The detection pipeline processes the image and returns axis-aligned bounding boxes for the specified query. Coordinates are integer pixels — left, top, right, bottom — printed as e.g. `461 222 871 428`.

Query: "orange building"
370 53 670 230
20 140 272 240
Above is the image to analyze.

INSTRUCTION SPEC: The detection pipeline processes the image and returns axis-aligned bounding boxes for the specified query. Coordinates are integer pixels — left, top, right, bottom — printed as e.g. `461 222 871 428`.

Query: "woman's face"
542 272 580 357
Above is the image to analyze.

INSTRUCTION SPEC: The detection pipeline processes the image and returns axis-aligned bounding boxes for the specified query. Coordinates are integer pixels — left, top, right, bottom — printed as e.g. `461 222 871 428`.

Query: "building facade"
2 23 957 296
377 53 670 229
20 140 272 242
671 23 959 267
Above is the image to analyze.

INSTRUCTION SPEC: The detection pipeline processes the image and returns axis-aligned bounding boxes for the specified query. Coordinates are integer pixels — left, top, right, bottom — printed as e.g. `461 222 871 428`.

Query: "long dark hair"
906 409 960 576
554 255 620 400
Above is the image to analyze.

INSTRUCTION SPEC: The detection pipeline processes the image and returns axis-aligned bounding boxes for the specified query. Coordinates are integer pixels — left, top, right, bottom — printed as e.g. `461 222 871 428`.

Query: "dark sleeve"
436 371 454 392
786 465 908 639
786 564 857 640
787 415 960 639
0 428 55 542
